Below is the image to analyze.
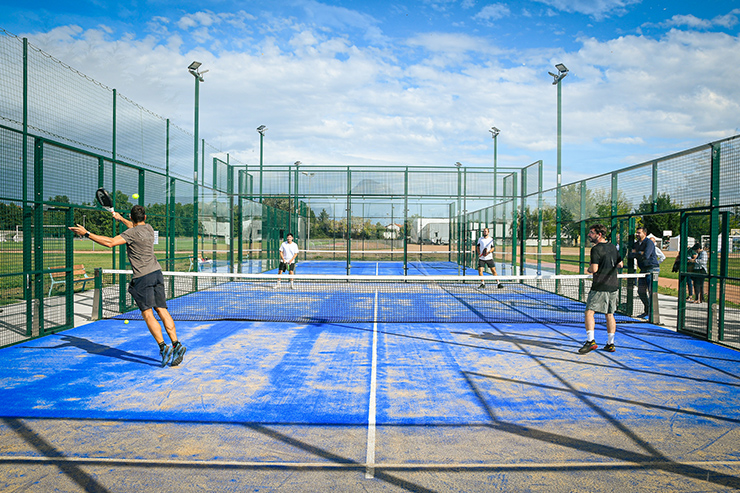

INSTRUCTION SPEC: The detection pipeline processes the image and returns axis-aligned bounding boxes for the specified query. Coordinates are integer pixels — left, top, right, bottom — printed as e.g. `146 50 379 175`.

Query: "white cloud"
473 4 511 24
601 136 645 145
662 14 712 30
533 0 640 19
12 6 740 183
652 9 740 30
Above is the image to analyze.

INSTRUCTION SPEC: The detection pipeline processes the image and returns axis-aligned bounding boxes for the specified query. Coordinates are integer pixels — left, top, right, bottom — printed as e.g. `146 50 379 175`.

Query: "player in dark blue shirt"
630 227 660 319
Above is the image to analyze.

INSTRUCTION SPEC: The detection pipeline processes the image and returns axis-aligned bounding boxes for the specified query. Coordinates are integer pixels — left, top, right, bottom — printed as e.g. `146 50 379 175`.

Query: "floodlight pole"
490 127 500 199
302 171 314 256
293 161 301 242
551 63 568 276
257 125 267 203
455 162 463 274
189 61 205 264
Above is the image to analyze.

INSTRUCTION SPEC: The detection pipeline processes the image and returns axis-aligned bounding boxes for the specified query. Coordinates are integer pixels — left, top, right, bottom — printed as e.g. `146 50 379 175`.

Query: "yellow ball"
124 320 129 324
132 193 139 199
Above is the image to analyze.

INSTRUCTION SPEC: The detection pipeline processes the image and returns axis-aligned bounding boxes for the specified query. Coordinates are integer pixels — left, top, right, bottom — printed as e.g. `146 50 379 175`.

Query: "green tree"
0 202 23 229
636 193 680 237
592 189 633 219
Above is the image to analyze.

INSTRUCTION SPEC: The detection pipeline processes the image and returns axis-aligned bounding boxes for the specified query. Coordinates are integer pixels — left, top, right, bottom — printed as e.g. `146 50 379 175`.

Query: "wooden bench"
49 265 91 296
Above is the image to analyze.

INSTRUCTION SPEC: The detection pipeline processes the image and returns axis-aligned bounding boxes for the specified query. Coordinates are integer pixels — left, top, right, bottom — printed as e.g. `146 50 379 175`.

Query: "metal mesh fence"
26 41 113 156
115 93 167 171
0 31 23 131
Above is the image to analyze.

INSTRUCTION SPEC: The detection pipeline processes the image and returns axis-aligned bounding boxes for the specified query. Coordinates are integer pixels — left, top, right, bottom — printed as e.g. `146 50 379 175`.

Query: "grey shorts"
128 270 167 312
585 290 618 314
279 261 296 272
478 259 495 270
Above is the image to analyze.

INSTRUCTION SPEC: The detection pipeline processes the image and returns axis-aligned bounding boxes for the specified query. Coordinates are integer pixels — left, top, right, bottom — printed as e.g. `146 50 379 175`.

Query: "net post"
91 268 102 321
650 273 660 325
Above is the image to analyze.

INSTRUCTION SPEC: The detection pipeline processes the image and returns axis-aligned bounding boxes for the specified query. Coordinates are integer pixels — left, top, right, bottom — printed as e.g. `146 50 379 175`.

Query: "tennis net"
97 270 649 324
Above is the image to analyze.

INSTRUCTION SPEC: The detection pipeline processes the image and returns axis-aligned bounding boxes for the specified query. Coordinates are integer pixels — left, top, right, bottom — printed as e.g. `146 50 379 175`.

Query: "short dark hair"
130 205 146 223
692 243 702 251
636 226 648 234
286 233 294 238
589 224 607 237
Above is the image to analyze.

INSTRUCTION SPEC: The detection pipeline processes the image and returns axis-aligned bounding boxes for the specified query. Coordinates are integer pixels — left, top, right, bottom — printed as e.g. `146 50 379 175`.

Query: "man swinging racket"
70 202 186 368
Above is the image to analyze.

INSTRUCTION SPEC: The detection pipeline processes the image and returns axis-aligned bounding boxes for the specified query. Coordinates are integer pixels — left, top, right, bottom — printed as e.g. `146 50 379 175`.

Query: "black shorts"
128 270 167 312
478 258 495 270
279 261 296 272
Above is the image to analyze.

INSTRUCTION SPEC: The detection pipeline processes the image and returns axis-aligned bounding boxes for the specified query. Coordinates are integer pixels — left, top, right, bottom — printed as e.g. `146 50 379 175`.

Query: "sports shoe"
478 283 485 289
578 340 597 354
171 343 187 367
636 312 648 319
497 281 504 289
160 345 172 367
603 343 616 353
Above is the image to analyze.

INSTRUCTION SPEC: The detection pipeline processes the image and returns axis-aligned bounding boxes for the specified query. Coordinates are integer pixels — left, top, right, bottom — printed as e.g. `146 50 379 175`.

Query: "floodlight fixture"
550 62 568 85
454 161 463 168
257 125 267 135
294 161 302 167
489 127 500 138
188 60 206 82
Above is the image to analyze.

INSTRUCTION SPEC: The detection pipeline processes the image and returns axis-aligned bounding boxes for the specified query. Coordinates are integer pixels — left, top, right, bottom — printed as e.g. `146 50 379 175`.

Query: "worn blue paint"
0 318 738 431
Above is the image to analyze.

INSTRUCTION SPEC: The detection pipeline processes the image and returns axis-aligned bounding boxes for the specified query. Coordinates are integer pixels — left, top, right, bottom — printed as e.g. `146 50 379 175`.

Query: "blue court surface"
1 262 739 491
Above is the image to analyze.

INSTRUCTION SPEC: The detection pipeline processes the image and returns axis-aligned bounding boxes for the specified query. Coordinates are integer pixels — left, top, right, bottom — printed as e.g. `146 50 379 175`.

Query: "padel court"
1 261 739 492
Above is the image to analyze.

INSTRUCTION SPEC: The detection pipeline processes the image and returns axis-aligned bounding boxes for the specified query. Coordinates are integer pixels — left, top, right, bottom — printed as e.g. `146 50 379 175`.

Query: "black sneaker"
636 312 648 319
578 340 597 354
497 281 504 289
160 345 172 367
478 283 485 290
171 343 187 366
603 343 616 353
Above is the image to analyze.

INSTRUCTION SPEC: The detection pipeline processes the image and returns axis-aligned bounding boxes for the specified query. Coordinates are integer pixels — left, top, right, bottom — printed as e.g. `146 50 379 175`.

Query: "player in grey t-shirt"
70 205 186 367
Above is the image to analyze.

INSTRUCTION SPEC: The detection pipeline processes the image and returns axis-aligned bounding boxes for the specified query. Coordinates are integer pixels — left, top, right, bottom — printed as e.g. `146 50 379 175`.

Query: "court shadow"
32 335 159 367
462 331 566 350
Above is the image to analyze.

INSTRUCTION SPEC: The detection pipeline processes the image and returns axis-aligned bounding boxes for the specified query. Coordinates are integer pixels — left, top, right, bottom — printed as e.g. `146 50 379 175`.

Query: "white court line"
2 456 739 471
365 289 379 479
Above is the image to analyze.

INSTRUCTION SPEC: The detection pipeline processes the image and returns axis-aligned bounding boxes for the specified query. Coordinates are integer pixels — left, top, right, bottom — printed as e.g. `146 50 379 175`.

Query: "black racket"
96 188 114 212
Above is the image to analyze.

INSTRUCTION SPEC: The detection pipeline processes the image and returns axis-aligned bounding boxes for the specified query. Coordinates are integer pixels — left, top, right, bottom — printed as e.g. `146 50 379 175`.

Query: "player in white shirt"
277 233 300 289
474 228 500 289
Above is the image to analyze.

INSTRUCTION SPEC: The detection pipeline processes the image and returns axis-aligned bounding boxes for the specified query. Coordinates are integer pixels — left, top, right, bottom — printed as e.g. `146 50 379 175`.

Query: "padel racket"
96 188 114 212
480 248 488 257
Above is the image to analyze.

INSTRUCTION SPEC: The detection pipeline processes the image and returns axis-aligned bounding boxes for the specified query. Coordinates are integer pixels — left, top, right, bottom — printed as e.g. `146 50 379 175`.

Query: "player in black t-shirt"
579 224 623 354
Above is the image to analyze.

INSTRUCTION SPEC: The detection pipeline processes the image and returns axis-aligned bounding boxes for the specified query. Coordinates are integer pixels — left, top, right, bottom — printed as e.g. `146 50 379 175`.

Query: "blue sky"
2 0 740 187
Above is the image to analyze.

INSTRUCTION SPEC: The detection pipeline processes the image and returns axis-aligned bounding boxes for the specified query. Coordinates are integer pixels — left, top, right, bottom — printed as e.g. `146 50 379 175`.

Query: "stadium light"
548 63 568 85
302 171 315 252
189 61 206 263
188 61 207 82
257 126 267 202
550 62 567 276
489 127 500 198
